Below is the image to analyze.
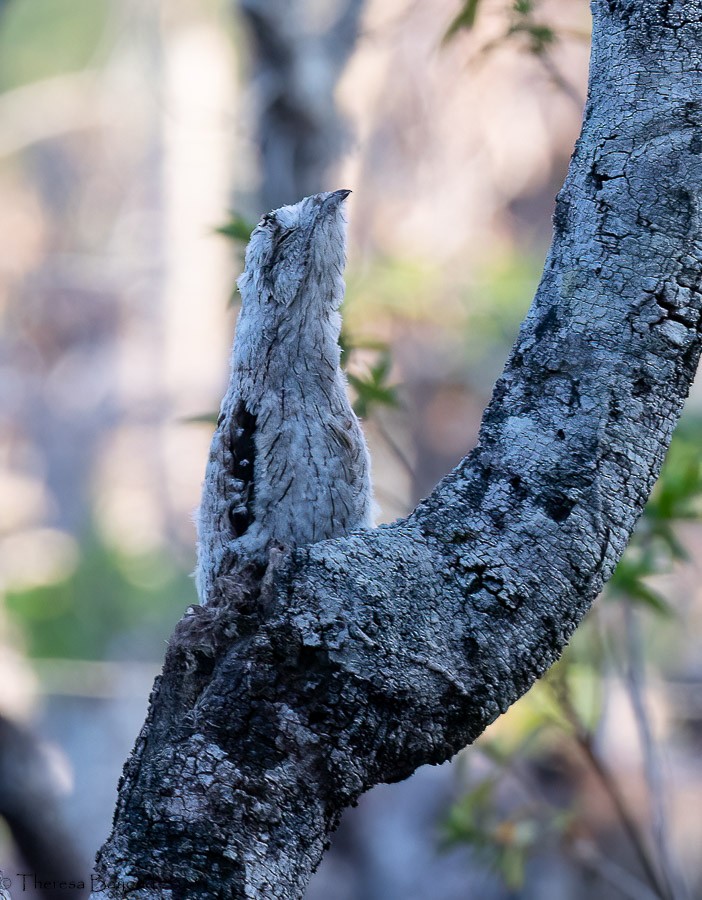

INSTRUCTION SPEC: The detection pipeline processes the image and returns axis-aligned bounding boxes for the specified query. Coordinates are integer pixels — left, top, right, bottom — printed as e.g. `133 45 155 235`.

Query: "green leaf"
338 327 389 360
644 420 702 525
608 555 673 617
443 0 483 43
648 521 691 563
507 20 556 55
181 412 219 427
626 583 673 617
442 779 497 846
215 213 255 244
526 23 556 51
609 563 673 616
497 845 526 891
347 374 399 418
347 349 400 418
349 381 398 417
371 350 392 383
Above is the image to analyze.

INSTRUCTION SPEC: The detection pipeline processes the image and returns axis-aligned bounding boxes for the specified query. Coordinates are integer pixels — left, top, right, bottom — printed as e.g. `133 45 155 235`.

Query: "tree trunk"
237 0 365 215
92 2 702 897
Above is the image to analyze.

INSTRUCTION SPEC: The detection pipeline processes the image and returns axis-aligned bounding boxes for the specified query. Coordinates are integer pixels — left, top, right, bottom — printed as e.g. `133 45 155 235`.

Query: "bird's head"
237 190 350 310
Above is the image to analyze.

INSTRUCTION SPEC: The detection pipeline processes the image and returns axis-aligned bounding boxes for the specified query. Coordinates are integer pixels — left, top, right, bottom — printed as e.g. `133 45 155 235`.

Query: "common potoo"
196 190 373 605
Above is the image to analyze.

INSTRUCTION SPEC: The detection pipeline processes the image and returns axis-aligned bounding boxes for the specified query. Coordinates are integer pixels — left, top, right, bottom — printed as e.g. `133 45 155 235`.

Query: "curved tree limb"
93 2 702 897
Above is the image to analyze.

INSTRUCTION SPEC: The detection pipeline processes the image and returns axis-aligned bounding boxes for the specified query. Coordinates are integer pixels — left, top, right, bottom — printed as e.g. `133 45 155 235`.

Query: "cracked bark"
92 2 702 897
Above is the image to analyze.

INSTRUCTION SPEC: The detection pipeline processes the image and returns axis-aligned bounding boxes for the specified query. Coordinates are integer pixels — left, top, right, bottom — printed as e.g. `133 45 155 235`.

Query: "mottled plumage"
196 190 373 605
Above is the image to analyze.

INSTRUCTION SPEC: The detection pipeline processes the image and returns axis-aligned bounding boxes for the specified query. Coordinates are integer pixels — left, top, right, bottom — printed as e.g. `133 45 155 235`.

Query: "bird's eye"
261 213 276 228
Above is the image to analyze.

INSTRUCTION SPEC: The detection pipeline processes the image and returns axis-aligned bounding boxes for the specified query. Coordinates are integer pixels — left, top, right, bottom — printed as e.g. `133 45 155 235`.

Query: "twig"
551 674 671 899
537 51 584 112
623 602 689 900
373 415 416 482
374 484 411 516
573 839 662 900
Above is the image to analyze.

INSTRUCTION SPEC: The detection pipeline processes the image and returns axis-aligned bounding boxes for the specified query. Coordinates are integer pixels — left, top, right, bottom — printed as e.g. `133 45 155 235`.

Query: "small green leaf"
527 23 555 50
215 213 255 243
507 20 556 55
608 555 674 617
442 779 497 846
443 0 483 43
347 374 399 418
497 845 526 891
347 349 399 418
370 350 392 383
623 580 673 617
181 412 219 427
339 327 389 361
649 521 690 563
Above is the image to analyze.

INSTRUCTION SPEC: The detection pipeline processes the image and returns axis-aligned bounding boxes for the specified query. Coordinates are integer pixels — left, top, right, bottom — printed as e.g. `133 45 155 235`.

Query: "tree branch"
93 2 702 897
624 602 689 900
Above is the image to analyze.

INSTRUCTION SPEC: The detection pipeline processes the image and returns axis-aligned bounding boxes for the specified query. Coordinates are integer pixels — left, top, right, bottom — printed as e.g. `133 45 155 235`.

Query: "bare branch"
624 603 690 900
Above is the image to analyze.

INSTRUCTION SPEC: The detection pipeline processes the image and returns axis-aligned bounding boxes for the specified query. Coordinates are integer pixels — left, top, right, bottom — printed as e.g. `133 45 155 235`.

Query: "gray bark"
92 2 702 897
237 0 365 214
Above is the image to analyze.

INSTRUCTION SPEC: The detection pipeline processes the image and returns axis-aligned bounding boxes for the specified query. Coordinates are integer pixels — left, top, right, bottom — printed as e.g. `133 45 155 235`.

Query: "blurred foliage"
443 776 573 890
344 251 537 334
444 0 482 42
216 212 255 244
460 253 540 384
445 414 702 893
0 0 110 89
346 348 399 418
444 0 587 103
608 421 702 617
445 0 557 55
6 533 193 661
345 256 444 326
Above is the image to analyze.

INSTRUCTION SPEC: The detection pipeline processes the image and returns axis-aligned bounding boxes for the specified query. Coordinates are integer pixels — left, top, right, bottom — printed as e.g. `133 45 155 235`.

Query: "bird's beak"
323 189 352 211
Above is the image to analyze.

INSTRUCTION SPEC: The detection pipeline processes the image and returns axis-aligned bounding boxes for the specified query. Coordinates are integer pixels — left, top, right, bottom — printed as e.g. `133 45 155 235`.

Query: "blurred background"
1 0 701 898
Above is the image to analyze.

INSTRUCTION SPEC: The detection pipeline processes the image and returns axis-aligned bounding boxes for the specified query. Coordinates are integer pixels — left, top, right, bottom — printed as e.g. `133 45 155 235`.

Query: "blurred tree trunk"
6 124 118 537
237 0 365 214
6 3 166 542
0 715 87 900
92 2 702 898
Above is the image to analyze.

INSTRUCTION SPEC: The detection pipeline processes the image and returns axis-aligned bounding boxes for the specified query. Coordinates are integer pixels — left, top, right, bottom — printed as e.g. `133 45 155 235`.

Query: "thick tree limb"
93 2 702 897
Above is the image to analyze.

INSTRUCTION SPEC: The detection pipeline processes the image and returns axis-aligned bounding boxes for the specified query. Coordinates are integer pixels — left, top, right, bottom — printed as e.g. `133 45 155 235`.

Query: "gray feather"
196 190 373 604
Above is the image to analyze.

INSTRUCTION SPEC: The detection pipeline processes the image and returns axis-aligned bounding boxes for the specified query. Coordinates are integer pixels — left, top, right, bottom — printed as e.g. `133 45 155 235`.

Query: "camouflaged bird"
196 190 373 605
